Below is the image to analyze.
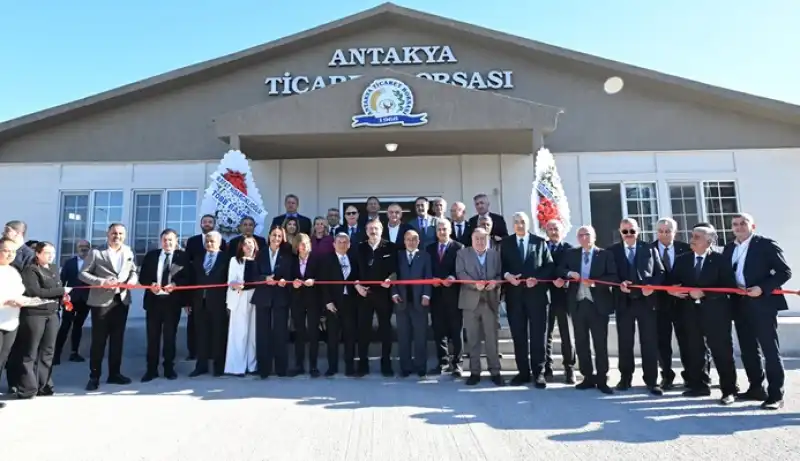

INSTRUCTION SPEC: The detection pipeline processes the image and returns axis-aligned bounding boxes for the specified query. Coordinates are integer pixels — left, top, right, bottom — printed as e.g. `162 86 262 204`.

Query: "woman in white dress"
224 236 258 376
0 237 33 409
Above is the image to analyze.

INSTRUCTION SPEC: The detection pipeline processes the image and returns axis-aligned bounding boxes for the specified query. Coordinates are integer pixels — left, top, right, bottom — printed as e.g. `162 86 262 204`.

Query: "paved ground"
2 356 800 461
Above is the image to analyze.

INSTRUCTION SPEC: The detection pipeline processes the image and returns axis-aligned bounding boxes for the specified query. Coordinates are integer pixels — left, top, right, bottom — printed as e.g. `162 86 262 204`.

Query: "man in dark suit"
609 218 665 395
391 229 433 378
271 194 312 234
449 201 472 246
724 212 791 410
228 216 267 258
554 225 617 394
407 197 439 249
139 229 191 382
55 240 92 364
185 214 228 360
355 218 397 377
358 196 386 228
501 212 555 387
321 233 364 377
382 203 412 249
543 219 575 384
668 225 738 405
335 205 366 244
653 217 693 389
426 218 464 376
468 193 508 244
188 231 230 377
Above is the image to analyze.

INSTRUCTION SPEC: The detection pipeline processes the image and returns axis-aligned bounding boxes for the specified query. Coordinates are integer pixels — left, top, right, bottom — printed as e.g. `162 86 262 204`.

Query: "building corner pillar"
230 135 241 150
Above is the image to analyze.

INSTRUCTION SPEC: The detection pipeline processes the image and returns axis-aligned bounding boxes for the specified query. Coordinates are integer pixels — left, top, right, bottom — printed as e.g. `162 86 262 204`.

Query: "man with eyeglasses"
609 218 665 395
54 240 93 364
335 205 365 244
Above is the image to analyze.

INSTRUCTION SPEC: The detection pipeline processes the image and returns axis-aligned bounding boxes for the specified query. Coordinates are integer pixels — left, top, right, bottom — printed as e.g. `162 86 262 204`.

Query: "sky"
0 0 797 123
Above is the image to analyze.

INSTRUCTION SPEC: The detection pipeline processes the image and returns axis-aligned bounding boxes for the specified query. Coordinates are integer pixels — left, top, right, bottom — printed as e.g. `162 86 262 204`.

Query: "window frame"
130 188 199 261
620 181 660 243
57 189 124 265
664 179 741 245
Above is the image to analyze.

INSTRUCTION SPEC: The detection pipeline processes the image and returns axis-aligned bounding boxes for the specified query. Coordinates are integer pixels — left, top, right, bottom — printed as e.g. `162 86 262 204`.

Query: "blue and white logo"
352 78 428 128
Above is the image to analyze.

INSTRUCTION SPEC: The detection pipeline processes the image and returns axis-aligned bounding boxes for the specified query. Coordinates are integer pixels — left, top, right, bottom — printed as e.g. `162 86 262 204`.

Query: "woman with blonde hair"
310 216 334 257
225 236 259 376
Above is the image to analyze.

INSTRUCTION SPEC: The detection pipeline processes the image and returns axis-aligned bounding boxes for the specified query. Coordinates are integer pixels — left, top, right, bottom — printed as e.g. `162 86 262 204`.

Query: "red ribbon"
66 278 799 296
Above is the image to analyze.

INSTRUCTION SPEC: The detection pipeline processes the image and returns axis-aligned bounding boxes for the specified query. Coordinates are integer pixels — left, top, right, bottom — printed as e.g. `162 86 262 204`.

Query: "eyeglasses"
620 229 637 235
345 211 358 216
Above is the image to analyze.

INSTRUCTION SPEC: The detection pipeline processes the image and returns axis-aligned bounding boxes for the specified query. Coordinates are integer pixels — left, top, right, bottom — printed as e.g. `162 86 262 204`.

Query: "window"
58 191 123 266
623 182 659 242
669 184 701 242
703 181 739 245
131 189 199 263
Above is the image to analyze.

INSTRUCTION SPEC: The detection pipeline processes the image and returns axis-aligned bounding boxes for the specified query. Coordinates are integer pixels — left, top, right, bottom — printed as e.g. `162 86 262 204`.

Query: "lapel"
742 235 759 273
697 252 713 283
588 247 601 276
102 246 123 275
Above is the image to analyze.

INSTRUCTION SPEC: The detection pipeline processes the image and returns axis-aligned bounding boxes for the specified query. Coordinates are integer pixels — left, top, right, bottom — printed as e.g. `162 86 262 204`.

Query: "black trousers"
0 328 17 385
616 298 659 386
291 299 320 370
54 301 90 359
656 298 691 383
255 302 290 376
573 299 610 382
545 302 575 372
186 309 197 358
506 296 549 378
194 298 228 374
145 300 182 373
431 291 463 367
89 301 129 379
325 294 358 373
17 312 59 397
4 331 22 390
733 297 784 400
357 289 393 370
683 301 737 395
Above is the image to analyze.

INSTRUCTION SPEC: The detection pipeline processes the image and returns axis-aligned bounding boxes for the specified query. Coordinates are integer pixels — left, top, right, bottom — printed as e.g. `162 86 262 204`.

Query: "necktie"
583 251 590 265
663 247 672 272
549 242 556 253
438 243 446 261
340 256 349 278
160 253 171 286
518 238 525 260
408 252 414 266
627 247 635 265
456 224 462 238
203 252 214 275
349 227 355 238
694 256 703 279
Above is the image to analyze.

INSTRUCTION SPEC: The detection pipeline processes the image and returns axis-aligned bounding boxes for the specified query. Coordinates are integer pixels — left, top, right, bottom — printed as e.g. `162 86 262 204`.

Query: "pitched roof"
2 2 799 143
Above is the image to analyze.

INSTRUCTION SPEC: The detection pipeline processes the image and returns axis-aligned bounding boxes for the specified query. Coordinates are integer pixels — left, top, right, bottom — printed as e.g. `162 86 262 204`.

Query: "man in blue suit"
407 197 439 249
392 229 433 378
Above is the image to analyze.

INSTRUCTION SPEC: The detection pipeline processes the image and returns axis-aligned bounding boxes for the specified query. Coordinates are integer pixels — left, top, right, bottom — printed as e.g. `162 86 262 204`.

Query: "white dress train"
224 257 257 375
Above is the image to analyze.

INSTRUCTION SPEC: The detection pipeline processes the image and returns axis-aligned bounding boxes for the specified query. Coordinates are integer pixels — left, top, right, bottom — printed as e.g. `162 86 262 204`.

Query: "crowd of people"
0 193 792 412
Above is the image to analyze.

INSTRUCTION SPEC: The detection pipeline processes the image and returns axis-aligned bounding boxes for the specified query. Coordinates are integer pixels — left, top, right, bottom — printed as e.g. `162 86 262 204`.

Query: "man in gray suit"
79 223 139 391
392 229 433 378
407 196 439 249
456 227 503 386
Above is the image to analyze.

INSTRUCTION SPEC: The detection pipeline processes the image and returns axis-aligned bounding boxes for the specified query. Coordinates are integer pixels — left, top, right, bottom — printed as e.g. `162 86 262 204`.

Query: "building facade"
1 3 799 316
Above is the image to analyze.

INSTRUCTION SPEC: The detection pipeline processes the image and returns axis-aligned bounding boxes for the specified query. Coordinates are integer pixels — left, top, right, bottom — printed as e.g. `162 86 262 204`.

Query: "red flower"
536 196 560 228
223 170 248 195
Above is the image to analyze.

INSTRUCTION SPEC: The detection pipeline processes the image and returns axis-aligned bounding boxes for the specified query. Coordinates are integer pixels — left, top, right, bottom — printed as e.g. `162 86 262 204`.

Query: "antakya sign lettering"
264 45 514 95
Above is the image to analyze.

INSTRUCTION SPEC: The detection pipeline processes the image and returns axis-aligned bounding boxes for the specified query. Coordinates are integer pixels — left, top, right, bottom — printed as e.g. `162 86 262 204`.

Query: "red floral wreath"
223 169 248 195
536 196 560 228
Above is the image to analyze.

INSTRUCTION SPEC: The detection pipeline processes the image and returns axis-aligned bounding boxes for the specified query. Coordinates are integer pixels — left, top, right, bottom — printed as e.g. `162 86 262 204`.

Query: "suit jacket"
557 247 618 315
320 250 361 308
426 239 464 307
456 247 502 311
59 256 90 305
310 234 335 257
334 224 366 244
546 241 573 307
11 244 35 273
407 215 439 249
652 240 691 308
245 246 292 307
722 234 792 311
500 232 555 306
186 233 228 262
467 212 509 241
356 240 398 296
382 222 413 249
290 253 321 309
271 214 312 235
609 240 665 306
79 245 139 307
669 251 736 310
228 235 268 259
359 214 387 228
21 263 65 315
190 250 229 308
450 220 472 246
392 249 433 307
139 249 191 309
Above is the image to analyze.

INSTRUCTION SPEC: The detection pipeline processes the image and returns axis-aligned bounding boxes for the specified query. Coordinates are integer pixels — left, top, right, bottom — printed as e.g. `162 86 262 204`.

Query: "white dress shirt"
732 235 752 287
0 265 25 331
156 250 173 295
107 246 124 273
387 224 400 243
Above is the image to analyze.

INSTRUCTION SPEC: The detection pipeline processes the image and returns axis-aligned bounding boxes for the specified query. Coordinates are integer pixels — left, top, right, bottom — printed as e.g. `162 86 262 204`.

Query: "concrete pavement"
2 355 800 461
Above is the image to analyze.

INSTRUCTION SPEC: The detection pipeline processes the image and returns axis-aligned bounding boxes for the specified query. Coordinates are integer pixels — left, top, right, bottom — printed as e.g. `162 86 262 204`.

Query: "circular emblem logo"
352 78 428 128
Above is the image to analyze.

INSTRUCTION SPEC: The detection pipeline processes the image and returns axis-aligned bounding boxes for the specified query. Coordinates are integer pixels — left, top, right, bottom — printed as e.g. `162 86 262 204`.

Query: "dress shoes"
107 374 132 385
141 371 158 383
509 374 531 386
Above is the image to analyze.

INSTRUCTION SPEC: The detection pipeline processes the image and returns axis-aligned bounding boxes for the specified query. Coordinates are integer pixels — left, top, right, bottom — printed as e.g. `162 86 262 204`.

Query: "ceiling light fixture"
385 143 398 152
